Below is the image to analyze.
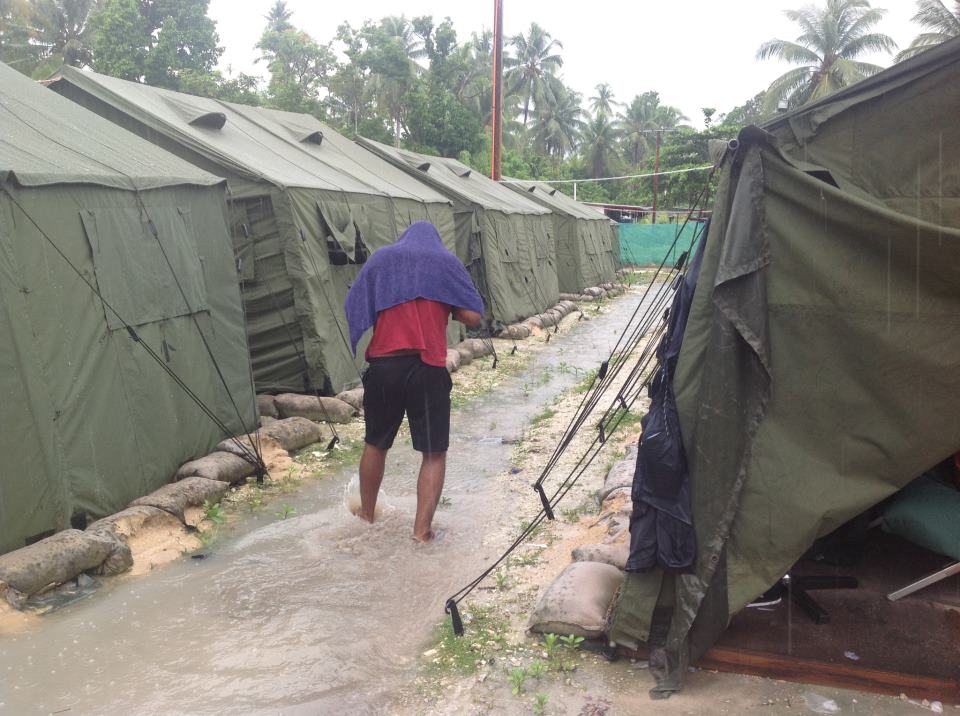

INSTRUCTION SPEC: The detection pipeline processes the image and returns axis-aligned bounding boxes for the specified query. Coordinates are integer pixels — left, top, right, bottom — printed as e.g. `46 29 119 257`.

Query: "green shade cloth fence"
618 223 703 267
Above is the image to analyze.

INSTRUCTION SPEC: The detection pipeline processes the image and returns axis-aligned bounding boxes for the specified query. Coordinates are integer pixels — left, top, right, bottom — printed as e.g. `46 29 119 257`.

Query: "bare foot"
351 507 375 524
412 528 445 543
412 529 435 543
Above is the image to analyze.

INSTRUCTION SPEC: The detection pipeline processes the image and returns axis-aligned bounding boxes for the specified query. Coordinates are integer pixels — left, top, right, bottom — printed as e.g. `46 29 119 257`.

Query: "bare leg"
357 443 387 523
413 452 446 542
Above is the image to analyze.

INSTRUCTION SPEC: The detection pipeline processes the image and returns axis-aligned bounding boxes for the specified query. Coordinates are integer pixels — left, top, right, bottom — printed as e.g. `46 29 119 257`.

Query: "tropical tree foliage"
504 22 563 126
0 0 97 76
90 0 222 89
897 0 960 60
0 3 928 212
757 0 896 112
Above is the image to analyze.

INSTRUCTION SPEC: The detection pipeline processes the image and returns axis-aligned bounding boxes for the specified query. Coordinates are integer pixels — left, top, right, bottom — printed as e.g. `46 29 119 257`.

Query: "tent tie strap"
535 483 555 520
445 598 465 636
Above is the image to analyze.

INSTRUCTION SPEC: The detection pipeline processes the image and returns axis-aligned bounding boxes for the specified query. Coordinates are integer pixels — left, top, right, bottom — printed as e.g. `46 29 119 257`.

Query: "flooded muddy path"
0 292 651 716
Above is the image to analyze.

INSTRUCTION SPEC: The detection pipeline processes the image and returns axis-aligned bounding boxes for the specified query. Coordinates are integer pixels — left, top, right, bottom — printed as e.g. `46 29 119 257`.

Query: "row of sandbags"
498 299 581 341
560 282 625 304
527 445 637 639
0 417 322 609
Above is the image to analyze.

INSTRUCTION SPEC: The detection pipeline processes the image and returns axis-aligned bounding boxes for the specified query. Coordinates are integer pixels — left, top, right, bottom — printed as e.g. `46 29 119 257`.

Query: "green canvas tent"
503 178 617 293
356 138 560 327
48 67 457 395
0 62 255 554
610 38 960 694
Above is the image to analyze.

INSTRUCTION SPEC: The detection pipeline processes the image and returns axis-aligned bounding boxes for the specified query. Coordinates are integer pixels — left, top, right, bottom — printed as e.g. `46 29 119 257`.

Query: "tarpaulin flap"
316 199 358 257
80 206 208 330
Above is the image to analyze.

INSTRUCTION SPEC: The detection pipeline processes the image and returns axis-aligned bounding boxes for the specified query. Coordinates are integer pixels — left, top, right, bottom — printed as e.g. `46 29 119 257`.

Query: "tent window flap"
80 206 208 331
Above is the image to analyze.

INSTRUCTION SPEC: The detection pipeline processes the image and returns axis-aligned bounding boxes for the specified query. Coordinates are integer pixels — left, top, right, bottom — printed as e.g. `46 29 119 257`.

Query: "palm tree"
757 0 896 112
589 83 618 117
529 85 584 160
504 22 563 126
617 91 688 168
30 0 98 69
264 0 293 32
897 0 960 60
581 112 621 178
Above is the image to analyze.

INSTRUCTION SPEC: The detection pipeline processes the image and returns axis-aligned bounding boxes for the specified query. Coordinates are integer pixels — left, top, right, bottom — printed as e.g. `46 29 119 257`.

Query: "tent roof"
762 36 960 142
356 137 550 216
0 62 221 191
49 66 451 203
503 178 610 221
219 104 452 204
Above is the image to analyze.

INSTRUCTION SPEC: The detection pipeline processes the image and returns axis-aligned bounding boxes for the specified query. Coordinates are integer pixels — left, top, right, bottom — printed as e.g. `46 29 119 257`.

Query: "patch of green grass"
560 499 594 523
574 368 599 394
528 406 557 428
426 604 509 676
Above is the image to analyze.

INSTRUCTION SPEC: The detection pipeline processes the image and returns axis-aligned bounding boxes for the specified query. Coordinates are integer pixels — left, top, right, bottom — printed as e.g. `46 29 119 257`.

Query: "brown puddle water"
0 292 652 716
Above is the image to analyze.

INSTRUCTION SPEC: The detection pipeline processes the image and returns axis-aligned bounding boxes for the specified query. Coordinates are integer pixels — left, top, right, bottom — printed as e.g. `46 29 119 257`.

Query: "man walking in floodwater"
345 221 484 542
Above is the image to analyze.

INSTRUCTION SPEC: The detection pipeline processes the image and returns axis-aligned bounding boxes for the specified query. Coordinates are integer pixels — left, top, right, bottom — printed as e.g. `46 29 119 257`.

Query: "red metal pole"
491 0 504 180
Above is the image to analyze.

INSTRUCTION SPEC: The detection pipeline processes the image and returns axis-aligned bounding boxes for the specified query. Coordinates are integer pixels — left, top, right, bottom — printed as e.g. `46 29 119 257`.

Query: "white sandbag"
500 323 531 340
257 394 279 419
601 449 637 501
455 344 474 365
175 451 257 484
446 348 461 373
336 388 365 412
572 541 630 570
465 338 493 358
0 529 132 609
131 476 230 521
87 505 177 543
528 562 625 638
258 417 322 451
274 393 357 423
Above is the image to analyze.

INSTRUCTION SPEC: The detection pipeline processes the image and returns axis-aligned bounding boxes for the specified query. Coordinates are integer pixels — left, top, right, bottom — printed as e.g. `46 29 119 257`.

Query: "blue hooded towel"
344 221 485 354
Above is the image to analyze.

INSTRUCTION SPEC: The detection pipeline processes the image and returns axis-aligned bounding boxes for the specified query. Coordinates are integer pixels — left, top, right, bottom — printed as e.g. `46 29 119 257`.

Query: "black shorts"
362 355 453 453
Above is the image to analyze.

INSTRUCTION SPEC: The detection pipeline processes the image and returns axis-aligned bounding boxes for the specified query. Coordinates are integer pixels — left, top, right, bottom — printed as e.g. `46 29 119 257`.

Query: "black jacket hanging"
627 222 709 572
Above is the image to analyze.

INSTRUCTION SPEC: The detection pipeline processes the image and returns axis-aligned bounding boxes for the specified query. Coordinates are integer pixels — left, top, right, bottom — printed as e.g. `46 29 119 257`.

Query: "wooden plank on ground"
620 645 960 702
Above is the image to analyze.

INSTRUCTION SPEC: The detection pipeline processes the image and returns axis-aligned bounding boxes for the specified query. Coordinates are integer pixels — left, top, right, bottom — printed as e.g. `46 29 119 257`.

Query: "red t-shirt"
365 298 451 367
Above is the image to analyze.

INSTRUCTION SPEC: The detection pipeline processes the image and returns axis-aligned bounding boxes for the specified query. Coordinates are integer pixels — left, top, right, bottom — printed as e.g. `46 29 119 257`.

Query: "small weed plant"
275 504 296 520
202 500 224 525
528 659 548 679
508 666 528 695
533 693 550 715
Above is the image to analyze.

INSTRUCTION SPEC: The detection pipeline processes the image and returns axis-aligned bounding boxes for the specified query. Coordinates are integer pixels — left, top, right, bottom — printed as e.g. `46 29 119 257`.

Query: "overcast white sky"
209 0 918 127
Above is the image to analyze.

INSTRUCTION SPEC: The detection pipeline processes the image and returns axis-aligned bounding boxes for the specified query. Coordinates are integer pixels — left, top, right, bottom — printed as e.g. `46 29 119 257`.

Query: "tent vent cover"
417 162 431 172
457 167 472 178
300 130 324 145
526 185 537 193
189 111 227 130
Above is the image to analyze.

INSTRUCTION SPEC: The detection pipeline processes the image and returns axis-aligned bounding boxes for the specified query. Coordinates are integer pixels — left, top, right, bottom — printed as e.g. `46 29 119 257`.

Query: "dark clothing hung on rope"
627 221 709 572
